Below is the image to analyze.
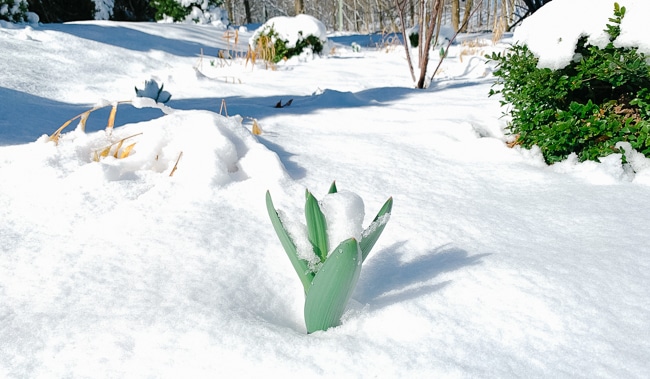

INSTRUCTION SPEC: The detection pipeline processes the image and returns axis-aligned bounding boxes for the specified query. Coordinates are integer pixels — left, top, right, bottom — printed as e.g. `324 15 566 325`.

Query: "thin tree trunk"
418 0 426 68
295 0 305 15
224 0 234 24
395 0 416 82
417 0 443 88
451 0 460 32
243 0 251 24
460 0 473 32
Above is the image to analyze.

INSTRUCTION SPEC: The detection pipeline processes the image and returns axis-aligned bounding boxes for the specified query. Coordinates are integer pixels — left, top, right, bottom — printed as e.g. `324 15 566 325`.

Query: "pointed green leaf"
304 238 361 333
328 181 338 194
266 191 314 293
305 190 329 263
359 197 393 262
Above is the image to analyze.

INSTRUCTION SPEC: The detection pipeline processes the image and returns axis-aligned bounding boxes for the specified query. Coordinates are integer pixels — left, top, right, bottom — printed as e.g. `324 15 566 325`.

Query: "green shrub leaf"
488 3 650 164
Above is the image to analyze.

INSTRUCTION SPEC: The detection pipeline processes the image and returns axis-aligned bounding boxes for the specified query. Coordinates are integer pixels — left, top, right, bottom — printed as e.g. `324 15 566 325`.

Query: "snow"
249 14 328 49
2 2 650 378
93 0 115 20
320 190 366 248
513 0 650 69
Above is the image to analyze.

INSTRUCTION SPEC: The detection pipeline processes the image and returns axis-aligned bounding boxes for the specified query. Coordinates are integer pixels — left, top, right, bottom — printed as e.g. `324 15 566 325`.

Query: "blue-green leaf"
328 181 338 194
266 191 314 294
305 190 329 263
359 197 393 262
304 238 361 333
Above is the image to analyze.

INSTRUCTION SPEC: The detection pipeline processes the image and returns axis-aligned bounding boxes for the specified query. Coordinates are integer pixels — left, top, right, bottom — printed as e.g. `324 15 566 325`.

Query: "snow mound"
22 108 289 192
249 14 328 49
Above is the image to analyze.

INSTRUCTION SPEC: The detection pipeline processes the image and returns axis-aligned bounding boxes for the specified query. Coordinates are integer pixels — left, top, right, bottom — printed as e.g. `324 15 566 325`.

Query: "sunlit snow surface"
2 2 650 378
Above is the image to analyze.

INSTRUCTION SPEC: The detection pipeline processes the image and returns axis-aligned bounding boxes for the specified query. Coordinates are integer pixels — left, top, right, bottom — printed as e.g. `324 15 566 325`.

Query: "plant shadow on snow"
354 241 489 308
255 136 307 179
170 86 417 119
0 87 164 146
3 85 415 146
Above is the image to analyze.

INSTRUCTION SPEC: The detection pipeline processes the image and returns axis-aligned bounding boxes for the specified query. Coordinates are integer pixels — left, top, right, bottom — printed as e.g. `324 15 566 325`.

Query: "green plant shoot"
266 181 393 333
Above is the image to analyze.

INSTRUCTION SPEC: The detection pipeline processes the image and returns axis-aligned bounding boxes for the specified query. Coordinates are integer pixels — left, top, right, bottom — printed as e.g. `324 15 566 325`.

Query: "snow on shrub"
489 0 650 164
151 0 229 26
0 0 28 22
249 14 329 63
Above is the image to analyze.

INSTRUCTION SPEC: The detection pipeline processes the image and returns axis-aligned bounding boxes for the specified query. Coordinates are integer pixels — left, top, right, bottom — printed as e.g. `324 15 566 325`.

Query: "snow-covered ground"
1 0 650 377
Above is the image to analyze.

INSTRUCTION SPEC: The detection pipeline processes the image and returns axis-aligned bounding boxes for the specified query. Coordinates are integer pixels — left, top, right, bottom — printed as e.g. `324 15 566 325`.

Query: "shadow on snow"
1 84 416 144
0 87 165 146
169 86 417 119
41 23 227 57
355 241 489 308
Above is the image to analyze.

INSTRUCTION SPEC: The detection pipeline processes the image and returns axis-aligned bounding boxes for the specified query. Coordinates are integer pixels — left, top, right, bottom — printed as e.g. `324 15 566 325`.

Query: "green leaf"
359 197 393 262
305 190 329 263
266 191 314 294
328 181 338 194
304 238 362 333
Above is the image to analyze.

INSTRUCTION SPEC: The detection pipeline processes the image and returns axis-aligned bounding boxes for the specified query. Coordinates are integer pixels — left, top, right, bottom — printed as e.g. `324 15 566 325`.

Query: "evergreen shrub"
252 25 324 63
0 0 28 22
28 0 95 22
488 3 650 164
112 0 155 21
151 0 222 22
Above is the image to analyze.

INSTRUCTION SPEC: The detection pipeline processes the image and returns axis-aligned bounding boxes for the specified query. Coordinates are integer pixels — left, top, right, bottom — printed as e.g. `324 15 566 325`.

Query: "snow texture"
1 2 650 378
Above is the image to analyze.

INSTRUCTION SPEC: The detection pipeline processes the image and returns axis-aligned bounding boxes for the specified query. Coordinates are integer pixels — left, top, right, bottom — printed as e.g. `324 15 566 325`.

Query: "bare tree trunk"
295 0 305 15
429 0 483 83
417 0 425 69
243 0 251 24
394 0 416 82
460 0 473 32
416 0 443 88
224 0 234 24
451 0 460 32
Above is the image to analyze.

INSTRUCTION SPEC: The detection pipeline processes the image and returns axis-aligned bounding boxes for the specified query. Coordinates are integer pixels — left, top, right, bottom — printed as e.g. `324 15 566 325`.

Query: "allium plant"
266 182 393 333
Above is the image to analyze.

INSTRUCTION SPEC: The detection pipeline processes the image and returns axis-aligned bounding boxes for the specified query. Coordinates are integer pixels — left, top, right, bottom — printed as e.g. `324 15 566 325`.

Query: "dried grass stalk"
92 132 142 162
219 99 229 116
106 103 118 131
169 151 183 177
49 101 130 145
252 119 262 135
79 110 91 132
120 143 136 159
